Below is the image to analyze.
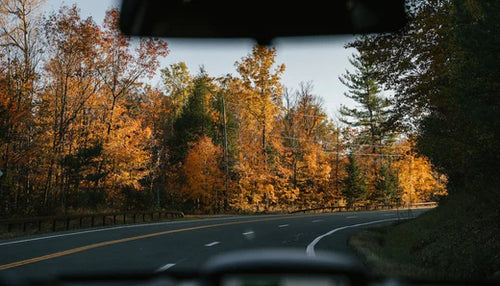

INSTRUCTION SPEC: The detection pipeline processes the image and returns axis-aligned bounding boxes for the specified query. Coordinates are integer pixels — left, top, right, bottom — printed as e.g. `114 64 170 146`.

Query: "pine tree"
169 69 215 165
373 162 402 206
339 50 396 153
341 152 367 209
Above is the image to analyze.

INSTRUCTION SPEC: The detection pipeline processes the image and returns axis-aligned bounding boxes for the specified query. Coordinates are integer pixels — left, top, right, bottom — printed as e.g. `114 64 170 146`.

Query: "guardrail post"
0 209 185 235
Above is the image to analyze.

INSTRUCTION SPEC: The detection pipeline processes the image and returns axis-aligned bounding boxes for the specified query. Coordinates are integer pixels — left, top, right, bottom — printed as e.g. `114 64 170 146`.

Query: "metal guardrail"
407 202 438 208
290 202 438 214
0 210 184 234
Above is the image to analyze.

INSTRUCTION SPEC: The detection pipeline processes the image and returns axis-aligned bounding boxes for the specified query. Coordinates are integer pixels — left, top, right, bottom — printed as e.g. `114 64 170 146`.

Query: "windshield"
0 0 498 284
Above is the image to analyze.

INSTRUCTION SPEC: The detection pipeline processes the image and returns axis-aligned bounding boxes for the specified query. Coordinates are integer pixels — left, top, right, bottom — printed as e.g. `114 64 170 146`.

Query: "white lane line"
156 263 176 272
0 227 141 247
0 215 261 247
278 224 289 228
312 219 324 223
306 218 401 257
242 231 254 236
345 216 357 218
205 241 220 247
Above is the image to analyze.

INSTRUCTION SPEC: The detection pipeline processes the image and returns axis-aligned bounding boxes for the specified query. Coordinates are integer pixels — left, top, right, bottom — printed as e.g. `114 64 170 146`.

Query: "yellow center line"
0 214 317 271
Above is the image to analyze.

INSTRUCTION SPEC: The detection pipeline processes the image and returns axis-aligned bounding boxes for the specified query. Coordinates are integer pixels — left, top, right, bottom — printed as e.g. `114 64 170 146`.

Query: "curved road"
0 209 427 281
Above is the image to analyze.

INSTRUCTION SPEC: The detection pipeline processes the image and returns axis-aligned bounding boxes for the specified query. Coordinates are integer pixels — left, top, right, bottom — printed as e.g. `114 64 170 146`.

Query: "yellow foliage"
183 136 224 211
104 105 152 192
393 141 448 204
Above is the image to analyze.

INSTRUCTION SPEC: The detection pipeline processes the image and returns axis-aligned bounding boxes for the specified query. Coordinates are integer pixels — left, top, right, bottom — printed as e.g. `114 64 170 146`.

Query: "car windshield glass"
0 0 498 284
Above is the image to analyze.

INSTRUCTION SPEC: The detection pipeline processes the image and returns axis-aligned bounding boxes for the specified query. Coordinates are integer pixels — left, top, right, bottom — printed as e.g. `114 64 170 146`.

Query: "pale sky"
45 0 358 118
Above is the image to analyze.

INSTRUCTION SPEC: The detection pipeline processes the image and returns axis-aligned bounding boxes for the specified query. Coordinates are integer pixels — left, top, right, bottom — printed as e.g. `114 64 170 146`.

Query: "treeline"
347 0 499 206
0 1 447 217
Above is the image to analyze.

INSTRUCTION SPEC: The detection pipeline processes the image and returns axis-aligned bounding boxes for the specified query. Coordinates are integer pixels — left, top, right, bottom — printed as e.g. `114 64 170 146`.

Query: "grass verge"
349 193 499 281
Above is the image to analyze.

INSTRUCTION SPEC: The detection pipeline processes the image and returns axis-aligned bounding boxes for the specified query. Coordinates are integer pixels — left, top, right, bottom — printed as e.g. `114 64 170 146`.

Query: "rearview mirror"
119 0 407 45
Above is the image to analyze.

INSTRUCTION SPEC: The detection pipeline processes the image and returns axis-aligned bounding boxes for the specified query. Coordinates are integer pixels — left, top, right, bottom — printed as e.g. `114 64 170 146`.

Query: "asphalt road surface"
0 209 428 281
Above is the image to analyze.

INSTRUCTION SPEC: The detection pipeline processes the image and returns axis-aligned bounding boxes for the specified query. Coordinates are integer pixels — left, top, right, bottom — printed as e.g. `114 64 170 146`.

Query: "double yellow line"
0 214 313 270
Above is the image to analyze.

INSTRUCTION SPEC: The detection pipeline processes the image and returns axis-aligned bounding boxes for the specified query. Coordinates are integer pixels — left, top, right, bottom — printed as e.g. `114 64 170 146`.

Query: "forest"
0 0 466 217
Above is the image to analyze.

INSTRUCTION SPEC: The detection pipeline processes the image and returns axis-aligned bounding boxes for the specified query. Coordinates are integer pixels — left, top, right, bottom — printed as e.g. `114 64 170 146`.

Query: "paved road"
0 209 427 281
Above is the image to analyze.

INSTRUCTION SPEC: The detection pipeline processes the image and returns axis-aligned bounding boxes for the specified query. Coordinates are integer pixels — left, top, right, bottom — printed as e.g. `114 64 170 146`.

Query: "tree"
161 62 193 117
372 162 402 206
89 9 167 207
229 45 286 212
393 141 447 205
0 0 45 216
339 49 396 153
169 69 215 165
183 136 224 213
39 5 102 212
281 82 335 208
347 0 499 205
341 152 367 209
234 45 285 156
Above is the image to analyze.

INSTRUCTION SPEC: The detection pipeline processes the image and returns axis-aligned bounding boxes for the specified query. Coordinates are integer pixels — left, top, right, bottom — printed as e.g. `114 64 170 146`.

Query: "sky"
45 0 358 118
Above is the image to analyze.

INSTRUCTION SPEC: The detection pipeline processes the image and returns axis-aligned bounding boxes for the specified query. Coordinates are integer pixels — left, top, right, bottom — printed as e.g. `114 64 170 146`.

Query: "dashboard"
1 249 493 286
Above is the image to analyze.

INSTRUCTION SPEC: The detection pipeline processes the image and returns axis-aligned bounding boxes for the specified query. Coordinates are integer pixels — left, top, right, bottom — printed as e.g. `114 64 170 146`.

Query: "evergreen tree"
373 162 402 206
169 70 214 164
339 50 396 153
341 152 367 209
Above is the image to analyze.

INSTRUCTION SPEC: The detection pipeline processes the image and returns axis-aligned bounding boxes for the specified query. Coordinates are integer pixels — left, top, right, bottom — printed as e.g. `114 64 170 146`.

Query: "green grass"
349 192 500 281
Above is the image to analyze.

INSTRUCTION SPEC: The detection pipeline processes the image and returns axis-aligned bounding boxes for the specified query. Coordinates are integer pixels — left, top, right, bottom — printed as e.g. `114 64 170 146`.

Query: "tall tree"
183 136 224 213
91 9 168 207
161 62 193 117
372 161 402 206
234 45 285 157
281 82 335 208
229 45 286 212
0 0 44 216
347 0 500 205
339 50 396 153
341 152 367 209
39 5 101 212
169 69 215 165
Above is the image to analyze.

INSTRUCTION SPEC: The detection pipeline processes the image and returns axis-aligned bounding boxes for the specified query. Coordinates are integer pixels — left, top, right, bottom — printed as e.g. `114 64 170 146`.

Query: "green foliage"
342 152 367 208
347 0 499 204
373 162 402 206
339 49 397 150
161 62 193 116
419 0 500 200
169 71 214 164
